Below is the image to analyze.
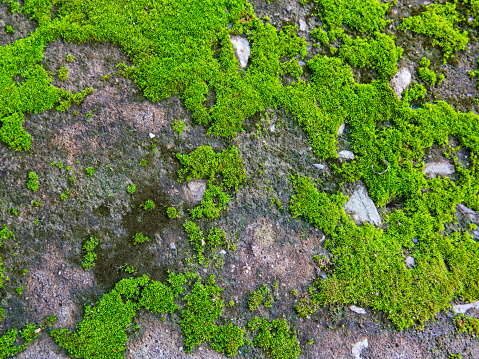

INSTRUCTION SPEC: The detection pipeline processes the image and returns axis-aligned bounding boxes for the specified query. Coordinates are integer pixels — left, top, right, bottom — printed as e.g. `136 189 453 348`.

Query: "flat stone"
337 123 346 137
149 133 155 138
352 339 368 359
344 185 382 226
298 60 306 66
320 274 328 279
169 242 176 250
452 301 479 314
299 19 308 31
390 67 411 99
185 180 207 202
423 162 455 178
456 203 477 215
404 256 415 269
338 150 355 160
270 124 275 132
313 164 326 170
230 35 250 68
350 305 367 315
286 5 293 11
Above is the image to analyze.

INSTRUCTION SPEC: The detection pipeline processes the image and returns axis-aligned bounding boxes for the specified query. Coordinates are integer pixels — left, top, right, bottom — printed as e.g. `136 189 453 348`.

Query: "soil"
1 0 479 358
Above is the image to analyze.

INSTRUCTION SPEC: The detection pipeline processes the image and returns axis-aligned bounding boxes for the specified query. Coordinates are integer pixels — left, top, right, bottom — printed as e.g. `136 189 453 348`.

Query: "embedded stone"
404 256 415 269
352 339 368 359
299 19 308 31
185 180 207 203
350 305 367 315
344 185 382 226
229 35 250 68
338 150 355 160
452 301 479 314
423 162 455 178
337 123 346 137
313 164 326 170
390 67 412 99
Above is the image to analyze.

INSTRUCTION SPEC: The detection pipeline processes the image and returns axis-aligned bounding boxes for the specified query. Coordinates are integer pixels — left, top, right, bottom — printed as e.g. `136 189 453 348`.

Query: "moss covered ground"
1 0 479 357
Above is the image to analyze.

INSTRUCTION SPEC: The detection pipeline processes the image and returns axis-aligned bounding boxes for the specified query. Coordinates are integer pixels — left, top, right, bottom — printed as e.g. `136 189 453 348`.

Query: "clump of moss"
455 315 479 337
248 284 270 311
132 232 149 245
399 1 469 61
181 276 244 355
0 317 55 358
58 66 68 81
84 167 96 178
418 57 437 86
172 119 185 136
248 317 301 359
178 146 246 219
27 171 39 192
126 184 136 194
140 199 155 210
82 236 99 270
166 206 179 218
8 1 20 14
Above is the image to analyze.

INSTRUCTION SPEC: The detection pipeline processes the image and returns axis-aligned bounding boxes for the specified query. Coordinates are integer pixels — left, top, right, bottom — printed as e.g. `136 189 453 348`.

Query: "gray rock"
298 60 306 66
169 242 176 250
452 300 479 314
286 5 293 11
229 35 250 68
350 305 367 315
299 19 308 32
270 124 275 132
337 123 345 137
390 67 412 99
313 164 326 170
344 185 382 226
352 339 368 359
320 274 328 279
404 256 415 269
468 16 475 23
423 162 455 178
338 150 355 160
457 203 477 215
219 250 226 255
185 180 207 202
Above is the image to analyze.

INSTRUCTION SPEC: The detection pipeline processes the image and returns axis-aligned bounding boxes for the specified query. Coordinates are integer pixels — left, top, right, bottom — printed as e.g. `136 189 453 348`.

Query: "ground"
1 0 479 358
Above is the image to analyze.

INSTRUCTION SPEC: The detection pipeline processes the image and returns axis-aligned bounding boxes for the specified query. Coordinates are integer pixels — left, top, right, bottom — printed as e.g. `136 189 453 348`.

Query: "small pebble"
149 133 155 138
169 242 176 250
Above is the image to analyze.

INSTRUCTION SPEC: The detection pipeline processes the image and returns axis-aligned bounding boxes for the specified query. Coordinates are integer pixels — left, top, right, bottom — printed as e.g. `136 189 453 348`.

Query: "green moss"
172 119 185 136
132 232 149 245
248 284 270 311
140 199 155 210
66 54 75 62
8 1 20 14
455 315 479 337
180 275 244 355
340 32 403 80
5 25 15 34
82 236 99 270
126 184 136 194
248 317 301 359
27 171 39 192
166 206 178 218
84 167 96 178
399 1 468 61
58 66 68 81
190 185 230 219
418 57 437 86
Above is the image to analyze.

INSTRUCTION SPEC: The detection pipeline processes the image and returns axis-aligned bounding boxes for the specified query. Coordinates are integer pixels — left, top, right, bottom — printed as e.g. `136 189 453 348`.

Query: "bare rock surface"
390 67 412 98
452 300 479 314
423 162 455 177
338 150 355 160
350 305 367 315
352 339 369 359
405 256 416 269
229 35 250 68
344 185 382 226
184 180 207 203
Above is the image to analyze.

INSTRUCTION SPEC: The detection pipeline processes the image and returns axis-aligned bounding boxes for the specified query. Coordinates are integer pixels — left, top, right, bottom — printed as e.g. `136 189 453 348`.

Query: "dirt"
1 0 479 358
